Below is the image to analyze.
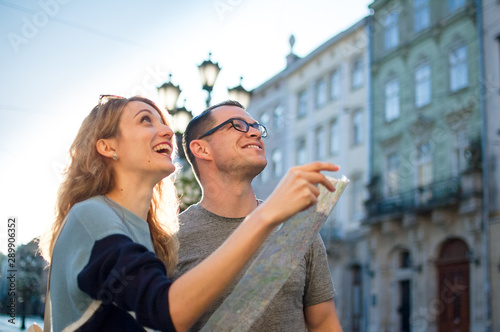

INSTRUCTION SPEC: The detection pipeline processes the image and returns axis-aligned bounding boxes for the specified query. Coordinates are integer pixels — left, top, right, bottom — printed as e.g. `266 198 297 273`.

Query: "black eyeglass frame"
199 118 268 139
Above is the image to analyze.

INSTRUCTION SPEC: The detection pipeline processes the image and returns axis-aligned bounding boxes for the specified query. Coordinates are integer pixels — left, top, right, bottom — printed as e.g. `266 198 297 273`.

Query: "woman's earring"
113 153 118 161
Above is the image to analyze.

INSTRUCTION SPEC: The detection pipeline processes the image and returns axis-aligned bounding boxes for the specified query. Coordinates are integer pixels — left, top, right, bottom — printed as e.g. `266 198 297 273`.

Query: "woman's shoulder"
71 196 116 217
66 196 128 238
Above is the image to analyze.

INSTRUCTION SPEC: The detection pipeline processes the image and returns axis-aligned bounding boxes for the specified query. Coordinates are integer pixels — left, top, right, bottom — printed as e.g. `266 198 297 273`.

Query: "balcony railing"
366 177 461 219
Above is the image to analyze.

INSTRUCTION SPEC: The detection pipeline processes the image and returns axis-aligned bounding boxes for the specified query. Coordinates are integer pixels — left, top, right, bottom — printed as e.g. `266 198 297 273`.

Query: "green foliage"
175 169 202 213
16 241 43 315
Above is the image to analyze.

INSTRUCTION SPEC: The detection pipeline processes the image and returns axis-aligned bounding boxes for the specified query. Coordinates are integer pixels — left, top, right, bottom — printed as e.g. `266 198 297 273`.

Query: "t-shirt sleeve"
303 233 336 307
53 199 176 331
77 234 175 331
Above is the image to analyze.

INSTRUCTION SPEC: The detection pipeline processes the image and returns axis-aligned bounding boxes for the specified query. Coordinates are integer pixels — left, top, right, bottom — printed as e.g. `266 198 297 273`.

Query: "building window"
497 36 500 81
352 58 364 89
315 78 327 109
315 127 326 160
449 0 465 13
330 120 339 155
297 89 307 118
260 112 270 128
386 152 399 196
273 105 284 129
271 148 283 178
454 130 469 175
417 142 433 188
400 250 411 268
399 280 411 332
261 168 269 184
296 138 307 165
384 12 399 50
352 111 363 146
330 69 341 100
351 178 364 222
351 266 363 332
414 0 429 33
385 77 400 122
417 141 433 203
449 45 468 92
415 63 431 108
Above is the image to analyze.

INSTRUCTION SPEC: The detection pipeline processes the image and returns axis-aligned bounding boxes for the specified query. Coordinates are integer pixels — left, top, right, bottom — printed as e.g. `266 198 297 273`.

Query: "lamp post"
169 100 193 162
228 76 252 108
157 77 193 163
198 52 221 107
169 100 192 135
156 55 252 211
157 73 181 112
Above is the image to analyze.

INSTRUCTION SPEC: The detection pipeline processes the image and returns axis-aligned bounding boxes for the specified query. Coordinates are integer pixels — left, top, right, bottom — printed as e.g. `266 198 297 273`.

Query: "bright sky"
0 0 371 251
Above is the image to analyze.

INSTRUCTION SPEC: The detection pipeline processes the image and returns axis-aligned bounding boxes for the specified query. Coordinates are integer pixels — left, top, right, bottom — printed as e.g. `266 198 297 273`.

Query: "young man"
174 100 342 331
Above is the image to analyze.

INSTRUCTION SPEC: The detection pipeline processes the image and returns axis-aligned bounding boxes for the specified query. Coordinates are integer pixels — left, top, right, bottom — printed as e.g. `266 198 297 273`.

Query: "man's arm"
170 162 339 331
304 299 343 332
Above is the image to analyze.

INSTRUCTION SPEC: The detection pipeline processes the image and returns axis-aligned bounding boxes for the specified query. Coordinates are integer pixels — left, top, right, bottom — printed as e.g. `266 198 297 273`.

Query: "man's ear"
190 140 212 161
96 138 117 159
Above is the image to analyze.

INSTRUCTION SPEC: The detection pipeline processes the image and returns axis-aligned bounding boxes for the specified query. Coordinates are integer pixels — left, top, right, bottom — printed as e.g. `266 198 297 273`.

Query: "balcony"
366 177 461 220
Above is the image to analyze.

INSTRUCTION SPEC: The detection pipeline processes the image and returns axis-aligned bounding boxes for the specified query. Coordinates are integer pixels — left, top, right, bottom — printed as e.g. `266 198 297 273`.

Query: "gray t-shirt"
174 203 335 331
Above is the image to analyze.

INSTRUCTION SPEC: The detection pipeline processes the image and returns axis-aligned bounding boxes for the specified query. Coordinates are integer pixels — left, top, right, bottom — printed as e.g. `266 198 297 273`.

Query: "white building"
247 17 371 329
249 17 370 236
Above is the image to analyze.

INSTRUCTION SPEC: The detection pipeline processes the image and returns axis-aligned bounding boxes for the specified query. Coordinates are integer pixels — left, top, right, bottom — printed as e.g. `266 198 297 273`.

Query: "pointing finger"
296 162 340 173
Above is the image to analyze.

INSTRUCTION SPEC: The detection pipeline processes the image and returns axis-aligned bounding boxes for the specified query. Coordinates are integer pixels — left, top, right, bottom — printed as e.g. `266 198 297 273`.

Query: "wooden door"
437 239 470 332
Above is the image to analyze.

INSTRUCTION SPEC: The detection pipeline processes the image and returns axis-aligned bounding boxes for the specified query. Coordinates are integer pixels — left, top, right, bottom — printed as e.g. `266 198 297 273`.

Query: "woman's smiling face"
113 100 176 182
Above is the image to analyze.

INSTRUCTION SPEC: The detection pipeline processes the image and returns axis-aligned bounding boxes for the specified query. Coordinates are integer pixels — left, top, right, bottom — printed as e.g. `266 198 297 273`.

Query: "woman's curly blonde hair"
39 96 180 275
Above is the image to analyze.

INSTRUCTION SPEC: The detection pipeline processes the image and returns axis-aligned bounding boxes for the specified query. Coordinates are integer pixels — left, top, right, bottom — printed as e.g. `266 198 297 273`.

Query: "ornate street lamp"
172 101 193 162
157 73 181 112
228 76 251 108
170 99 193 135
172 100 193 162
198 52 221 107
157 76 192 162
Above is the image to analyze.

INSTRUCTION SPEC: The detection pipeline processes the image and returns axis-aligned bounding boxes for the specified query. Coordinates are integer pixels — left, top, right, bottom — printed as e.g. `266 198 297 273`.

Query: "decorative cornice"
444 107 473 131
380 132 403 147
369 0 392 11
410 115 435 136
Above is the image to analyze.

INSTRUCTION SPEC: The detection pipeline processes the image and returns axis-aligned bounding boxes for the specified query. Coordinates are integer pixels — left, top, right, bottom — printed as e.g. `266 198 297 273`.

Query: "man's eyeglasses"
98 94 125 106
199 118 268 139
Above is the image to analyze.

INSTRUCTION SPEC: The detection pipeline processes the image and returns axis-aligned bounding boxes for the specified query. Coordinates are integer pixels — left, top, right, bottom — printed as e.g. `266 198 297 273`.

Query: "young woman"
39 95 338 331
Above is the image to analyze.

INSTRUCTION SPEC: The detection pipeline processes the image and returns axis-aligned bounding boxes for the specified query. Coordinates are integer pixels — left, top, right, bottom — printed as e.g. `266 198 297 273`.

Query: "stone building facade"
481 0 500 330
246 1 499 330
247 17 371 330
367 0 488 331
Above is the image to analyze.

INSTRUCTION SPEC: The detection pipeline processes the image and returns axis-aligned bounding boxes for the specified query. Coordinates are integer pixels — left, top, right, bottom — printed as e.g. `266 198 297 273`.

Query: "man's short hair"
182 100 244 180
